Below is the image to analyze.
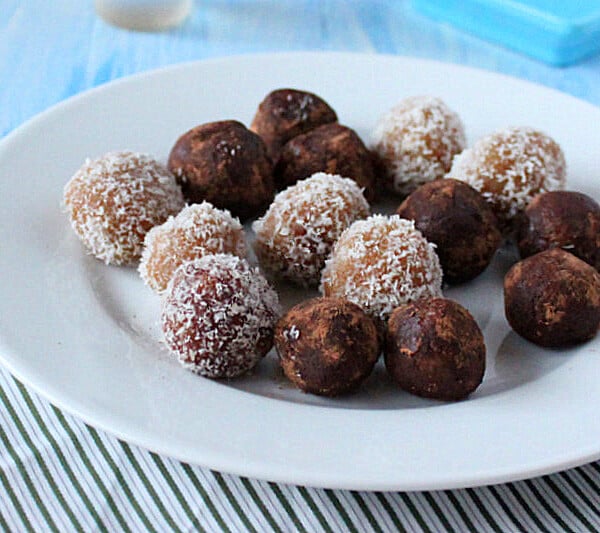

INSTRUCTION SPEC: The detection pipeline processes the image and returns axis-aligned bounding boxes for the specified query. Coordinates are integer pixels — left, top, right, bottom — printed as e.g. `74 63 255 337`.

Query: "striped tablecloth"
2 1 600 531
3 364 600 531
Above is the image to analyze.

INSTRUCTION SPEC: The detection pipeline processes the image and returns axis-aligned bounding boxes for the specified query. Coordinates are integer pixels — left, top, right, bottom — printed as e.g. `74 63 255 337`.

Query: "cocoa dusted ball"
250 88 337 162
517 190 600 270
504 248 600 347
274 123 376 200
385 298 485 401
275 297 380 396
168 120 275 220
397 178 502 283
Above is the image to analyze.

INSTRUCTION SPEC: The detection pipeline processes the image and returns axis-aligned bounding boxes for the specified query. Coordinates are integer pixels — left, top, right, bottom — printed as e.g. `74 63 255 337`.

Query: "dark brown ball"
385 298 485 401
274 297 380 396
168 120 274 220
517 190 600 270
274 123 376 201
504 248 600 347
250 88 337 162
397 178 502 284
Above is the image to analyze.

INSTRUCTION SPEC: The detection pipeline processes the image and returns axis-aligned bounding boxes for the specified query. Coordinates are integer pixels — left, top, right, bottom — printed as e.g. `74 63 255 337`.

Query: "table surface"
2 1 600 531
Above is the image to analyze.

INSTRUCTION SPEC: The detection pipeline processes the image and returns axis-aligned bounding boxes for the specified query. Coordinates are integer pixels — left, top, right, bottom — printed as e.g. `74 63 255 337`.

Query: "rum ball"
370 96 466 196
139 202 247 293
161 254 281 378
63 151 184 266
168 120 274 220
320 215 443 323
274 122 376 200
448 126 566 231
385 298 485 401
252 172 369 287
397 178 501 283
250 88 337 162
517 190 599 270
504 248 600 347
275 297 380 396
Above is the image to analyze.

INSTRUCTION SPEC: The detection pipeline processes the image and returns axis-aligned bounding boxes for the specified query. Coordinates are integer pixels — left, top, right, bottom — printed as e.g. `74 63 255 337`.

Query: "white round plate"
0 53 598 491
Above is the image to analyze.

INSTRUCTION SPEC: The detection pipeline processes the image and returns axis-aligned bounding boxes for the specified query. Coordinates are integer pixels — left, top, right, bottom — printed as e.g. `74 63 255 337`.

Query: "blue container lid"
413 0 600 66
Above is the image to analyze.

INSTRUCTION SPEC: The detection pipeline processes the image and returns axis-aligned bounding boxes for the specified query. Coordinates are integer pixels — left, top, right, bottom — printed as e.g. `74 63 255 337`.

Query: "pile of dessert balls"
63 88 600 402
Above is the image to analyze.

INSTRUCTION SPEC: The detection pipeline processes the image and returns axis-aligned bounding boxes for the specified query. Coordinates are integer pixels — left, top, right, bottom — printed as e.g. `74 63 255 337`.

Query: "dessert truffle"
274 122 376 200
275 297 380 396
139 202 247 293
320 215 443 323
252 172 369 286
504 248 600 347
63 151 184 266
385 298 485 401
168 120 274 220
370 96 466 196
161 254 281 378
517 190 600 270
397 178 501 283
250 88 337 162
448 126 566 230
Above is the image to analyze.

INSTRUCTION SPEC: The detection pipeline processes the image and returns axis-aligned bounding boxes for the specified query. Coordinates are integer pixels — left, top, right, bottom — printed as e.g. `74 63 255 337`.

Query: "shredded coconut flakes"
447 126 566 222
252 172 369 286
370 96 466 195
320 214 443 322
161 254 281 379
63 151 184 265
139 201 246 293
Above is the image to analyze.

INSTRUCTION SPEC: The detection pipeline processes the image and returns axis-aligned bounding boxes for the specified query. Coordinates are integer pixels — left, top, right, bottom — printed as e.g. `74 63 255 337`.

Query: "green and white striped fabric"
2 367 600 532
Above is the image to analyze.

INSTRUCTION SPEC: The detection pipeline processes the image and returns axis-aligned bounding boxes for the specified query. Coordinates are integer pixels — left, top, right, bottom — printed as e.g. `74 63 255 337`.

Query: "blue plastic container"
412 0 600 66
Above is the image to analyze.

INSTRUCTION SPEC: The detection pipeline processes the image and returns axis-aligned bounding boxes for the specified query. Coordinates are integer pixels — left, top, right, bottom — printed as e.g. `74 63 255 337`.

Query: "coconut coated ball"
139 202 247 293
250 88 337 162
320 215 443 323
168 120 274 220
448 126 566 230
274 122 376 200
517 190 600 270
63 151 185 266
275 297 380 396
504 248 600 347
385 298 485 401
397 178 501 283
161 254 281 378
370 96 466 196
252 172 369 286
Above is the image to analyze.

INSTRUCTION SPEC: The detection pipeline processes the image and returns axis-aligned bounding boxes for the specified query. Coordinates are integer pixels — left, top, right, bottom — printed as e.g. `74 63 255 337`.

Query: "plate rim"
1 51 599 491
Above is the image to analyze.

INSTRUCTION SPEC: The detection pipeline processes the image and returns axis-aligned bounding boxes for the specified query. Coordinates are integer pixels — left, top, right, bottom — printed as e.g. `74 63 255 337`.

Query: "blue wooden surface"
1 0 600 142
